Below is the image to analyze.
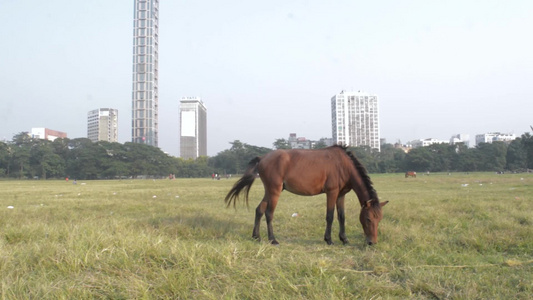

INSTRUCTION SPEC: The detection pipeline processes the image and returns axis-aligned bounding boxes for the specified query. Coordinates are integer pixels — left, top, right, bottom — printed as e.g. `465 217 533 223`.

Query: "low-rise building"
30 128 67 141
475 132 516 145
450 134 470 147
410 138 448 148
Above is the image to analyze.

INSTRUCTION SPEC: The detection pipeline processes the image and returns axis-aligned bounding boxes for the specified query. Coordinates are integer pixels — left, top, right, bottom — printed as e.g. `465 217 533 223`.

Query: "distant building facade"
87 108 118 143
180 97 207 159
411 138 448 148
288 133 312 149
30 128 67 141
132 0 159 146
475 132 516 145
394 142 412 153
331 90 380 151
450 134 470 147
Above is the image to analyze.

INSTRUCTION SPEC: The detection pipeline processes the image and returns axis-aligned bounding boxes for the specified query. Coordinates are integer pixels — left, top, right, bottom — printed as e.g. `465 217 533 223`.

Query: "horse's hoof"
270 240 279 246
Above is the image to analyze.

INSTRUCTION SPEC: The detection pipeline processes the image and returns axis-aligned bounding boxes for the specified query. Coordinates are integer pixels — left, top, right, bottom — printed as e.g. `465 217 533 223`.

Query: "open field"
0 173 531 299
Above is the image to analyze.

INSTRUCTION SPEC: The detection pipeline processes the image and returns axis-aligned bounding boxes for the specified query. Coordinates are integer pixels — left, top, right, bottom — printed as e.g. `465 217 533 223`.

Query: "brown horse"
225 145 388 246
405 171 417 178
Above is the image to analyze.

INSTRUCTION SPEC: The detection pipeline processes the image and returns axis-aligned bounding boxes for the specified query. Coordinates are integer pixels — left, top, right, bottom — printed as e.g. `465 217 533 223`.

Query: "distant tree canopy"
0 132 532 179
209 140 271 174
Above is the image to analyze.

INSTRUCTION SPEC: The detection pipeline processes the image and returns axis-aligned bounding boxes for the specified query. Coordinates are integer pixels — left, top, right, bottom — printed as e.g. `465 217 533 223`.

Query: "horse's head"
359 199 388 245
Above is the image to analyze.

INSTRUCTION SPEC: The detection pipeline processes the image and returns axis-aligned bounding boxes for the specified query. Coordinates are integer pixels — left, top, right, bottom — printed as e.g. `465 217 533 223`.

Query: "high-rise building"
180 97 207 159
132 0 159 146
331 90 380 151
87 108 118 143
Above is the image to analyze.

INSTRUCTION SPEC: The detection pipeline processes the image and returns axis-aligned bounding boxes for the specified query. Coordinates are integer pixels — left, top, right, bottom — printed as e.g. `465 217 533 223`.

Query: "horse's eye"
366 218 371 223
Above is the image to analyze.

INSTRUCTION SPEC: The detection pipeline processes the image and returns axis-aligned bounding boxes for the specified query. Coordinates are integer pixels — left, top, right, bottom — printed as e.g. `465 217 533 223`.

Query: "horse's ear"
380 201 389 207
365 200 372 208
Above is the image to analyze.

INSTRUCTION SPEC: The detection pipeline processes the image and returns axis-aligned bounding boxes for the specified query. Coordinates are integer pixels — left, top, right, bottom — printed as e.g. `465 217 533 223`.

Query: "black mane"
331 144 379 204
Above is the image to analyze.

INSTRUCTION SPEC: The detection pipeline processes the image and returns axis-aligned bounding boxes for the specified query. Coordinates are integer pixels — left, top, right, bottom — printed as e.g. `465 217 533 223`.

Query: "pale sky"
1 0 532 156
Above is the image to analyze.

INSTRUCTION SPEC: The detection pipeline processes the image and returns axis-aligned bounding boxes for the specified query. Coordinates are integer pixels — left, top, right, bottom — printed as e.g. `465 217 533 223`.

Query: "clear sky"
1 0 532 156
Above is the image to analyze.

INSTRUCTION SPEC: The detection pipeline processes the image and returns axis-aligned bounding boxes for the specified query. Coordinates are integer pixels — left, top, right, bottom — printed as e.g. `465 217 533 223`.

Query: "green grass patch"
0 173 531 299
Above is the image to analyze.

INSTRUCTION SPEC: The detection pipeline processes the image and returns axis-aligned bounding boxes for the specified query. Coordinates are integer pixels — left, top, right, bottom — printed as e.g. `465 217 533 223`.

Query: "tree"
30 140 64 179
122 142 176 178
521 132 533 169
349 146 379 173
313 140 328 149
210 140 271 174
405 147 434 172
376 144 406 173
12 132 32 146
476 142 507 172
66 138 106 179
426 144 456 172
4 134 530 180
11 133 33 179
273 138 291 150
506 138 526 171
209 149 238 175
453 144 480 172
0 142 11 177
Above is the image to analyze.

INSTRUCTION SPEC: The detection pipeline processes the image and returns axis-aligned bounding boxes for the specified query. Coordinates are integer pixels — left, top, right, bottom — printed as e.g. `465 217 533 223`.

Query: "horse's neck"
350 175 372 206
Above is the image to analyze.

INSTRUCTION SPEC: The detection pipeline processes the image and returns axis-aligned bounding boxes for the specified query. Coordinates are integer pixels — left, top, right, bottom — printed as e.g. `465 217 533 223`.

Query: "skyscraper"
180 97 207 159
87 108 118 143
132 0 159 146
331 90 380 151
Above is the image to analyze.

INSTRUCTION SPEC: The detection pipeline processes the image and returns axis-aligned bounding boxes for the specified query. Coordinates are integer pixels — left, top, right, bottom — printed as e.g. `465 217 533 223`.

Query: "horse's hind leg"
265 192 280 245
336 195 348 245
253 184 281 245
252 199 268 241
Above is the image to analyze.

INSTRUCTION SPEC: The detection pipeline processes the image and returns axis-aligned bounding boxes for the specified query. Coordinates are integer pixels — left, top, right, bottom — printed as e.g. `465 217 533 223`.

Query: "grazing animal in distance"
225 145 388 245
405 171 417 178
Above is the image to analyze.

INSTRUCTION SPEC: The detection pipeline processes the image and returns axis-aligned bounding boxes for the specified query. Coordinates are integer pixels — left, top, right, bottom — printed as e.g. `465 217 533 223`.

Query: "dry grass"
0 173 531 299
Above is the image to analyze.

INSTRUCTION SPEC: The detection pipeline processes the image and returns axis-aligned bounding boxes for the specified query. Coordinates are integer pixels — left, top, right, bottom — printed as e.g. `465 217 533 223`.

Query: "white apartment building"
331 90 380 151
87 108 118 143
475 132 516 145
411 138 448 148
132 0 159 146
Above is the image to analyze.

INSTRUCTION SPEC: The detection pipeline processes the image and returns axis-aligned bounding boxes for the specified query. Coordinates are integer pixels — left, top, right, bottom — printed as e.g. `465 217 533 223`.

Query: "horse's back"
258 147 348 195
259 148 339 174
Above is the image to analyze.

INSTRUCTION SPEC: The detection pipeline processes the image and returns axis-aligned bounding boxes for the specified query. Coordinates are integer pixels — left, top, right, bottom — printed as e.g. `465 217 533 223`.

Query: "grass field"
0 173 531 299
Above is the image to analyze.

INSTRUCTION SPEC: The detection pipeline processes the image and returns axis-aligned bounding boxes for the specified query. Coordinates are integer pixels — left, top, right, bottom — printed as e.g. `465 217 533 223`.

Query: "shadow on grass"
138 211 374 249
140 212 249 241
282 236 373 250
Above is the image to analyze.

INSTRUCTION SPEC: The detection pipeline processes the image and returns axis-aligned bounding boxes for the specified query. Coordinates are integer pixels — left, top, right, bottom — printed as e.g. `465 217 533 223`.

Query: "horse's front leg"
337 195 348 245
324 192 337 245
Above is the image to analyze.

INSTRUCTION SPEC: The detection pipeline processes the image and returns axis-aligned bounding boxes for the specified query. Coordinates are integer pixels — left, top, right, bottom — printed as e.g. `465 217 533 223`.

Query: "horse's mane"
331 144 379 205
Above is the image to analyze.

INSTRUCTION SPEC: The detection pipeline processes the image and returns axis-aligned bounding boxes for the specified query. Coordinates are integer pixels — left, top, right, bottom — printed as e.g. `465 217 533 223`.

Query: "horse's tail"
224 157 261 208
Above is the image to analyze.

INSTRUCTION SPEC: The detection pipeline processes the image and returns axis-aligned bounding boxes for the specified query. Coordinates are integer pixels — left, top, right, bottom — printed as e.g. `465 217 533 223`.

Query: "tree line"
350 134 532 174
1 132 532 180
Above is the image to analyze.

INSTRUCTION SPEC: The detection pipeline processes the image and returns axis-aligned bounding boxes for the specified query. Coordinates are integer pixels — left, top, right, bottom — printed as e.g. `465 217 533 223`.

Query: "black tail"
224 157 261 208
